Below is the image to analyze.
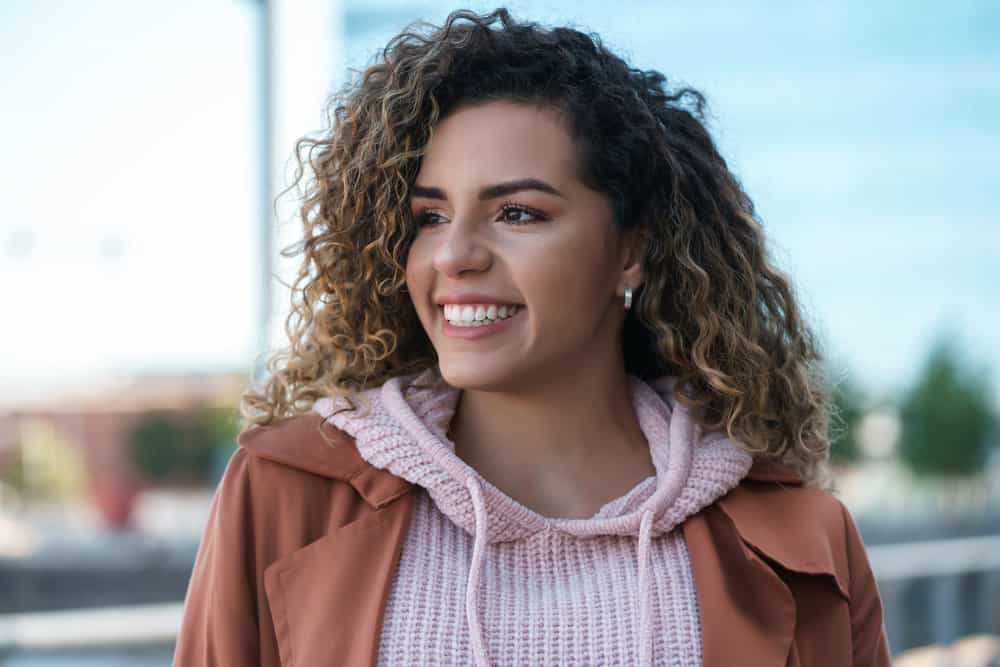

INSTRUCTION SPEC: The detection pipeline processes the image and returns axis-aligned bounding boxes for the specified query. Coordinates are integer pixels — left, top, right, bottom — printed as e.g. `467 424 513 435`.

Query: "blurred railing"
869 535 1000 655
0 602 181 652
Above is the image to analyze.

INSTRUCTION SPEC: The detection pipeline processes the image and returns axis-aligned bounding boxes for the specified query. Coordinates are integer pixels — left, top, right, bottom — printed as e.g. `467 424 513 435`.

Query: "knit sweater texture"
312 367 753 666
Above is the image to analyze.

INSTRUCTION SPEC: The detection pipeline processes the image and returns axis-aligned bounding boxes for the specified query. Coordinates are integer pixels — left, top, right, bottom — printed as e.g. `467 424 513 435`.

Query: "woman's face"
405 100 643 391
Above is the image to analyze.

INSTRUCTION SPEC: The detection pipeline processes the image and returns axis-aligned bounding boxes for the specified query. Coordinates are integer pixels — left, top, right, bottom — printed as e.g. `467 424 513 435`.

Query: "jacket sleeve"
173 447 261 666
841 502 892 666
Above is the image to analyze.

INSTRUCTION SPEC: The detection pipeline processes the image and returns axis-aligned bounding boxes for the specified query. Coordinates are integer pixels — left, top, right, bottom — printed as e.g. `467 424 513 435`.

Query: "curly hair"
241 7 834 485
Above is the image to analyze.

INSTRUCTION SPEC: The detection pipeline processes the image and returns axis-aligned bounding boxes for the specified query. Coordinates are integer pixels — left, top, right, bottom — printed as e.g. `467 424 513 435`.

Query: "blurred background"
1 0 998 665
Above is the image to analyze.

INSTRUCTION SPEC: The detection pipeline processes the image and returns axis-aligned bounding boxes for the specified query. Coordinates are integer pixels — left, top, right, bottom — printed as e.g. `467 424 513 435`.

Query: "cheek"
517 236 609 313
405 236 430 279
404 241 431 311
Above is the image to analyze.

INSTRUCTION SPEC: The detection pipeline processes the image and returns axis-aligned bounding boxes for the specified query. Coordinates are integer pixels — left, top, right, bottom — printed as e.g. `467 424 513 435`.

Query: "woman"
174 8 890 666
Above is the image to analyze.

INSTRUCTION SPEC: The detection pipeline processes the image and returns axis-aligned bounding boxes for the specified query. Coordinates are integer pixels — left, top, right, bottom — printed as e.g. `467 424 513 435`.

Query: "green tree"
129 413 189 483
187 405 240 481
129 406 240 484
898 335 997 477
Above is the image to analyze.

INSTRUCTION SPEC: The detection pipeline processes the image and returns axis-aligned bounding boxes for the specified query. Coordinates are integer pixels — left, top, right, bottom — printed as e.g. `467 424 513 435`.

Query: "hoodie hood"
314 366 752 543
313 366 752 667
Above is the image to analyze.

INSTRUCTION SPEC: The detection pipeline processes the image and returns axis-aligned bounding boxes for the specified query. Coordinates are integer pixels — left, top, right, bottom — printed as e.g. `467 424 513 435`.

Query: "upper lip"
435 292 523 306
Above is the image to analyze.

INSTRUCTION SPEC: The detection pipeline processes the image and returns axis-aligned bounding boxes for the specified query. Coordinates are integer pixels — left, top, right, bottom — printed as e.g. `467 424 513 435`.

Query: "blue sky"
1 1 997 406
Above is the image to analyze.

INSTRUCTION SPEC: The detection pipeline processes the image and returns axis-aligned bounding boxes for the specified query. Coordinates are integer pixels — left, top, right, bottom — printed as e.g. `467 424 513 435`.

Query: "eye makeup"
413 201 550 227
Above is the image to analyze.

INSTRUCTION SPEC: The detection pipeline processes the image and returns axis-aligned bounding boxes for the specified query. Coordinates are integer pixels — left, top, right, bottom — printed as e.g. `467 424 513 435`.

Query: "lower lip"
441 308 523 340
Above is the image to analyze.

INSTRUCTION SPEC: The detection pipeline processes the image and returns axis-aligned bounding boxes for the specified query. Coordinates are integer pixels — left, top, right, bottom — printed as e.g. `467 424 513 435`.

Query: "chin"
436 356 520 392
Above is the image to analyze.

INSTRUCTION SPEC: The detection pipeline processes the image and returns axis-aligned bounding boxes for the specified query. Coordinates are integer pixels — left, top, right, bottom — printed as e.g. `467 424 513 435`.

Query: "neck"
447 362 655 516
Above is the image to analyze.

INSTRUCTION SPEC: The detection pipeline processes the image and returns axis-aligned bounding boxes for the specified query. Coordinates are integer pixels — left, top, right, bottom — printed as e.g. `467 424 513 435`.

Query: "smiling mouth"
440 303 523 327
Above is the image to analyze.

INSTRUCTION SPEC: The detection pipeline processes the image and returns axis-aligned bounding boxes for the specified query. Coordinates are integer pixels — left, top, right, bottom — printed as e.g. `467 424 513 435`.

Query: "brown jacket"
173 413 891 666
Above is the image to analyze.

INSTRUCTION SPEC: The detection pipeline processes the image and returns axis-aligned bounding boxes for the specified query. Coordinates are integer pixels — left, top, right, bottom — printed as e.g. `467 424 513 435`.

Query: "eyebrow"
409 178 565 202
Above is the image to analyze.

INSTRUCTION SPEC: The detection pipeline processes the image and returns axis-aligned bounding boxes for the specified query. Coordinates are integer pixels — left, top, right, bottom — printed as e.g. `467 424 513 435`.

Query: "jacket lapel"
263 489 417 667
686 459 849 667
242 413 419 667
684 505 797 666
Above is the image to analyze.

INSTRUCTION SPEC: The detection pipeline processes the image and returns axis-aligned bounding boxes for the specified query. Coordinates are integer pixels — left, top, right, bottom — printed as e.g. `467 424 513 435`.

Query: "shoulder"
224 411 413 513
196 412 414 573
710 463 890 662
208 413 360 521
733 460 850 526
206 414 365 544
236 412 368 479
727 462 892 662
719 459 866 600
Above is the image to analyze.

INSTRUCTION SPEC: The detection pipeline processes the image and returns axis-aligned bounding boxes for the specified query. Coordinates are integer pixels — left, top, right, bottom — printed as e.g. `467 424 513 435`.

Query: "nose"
432 219 492 278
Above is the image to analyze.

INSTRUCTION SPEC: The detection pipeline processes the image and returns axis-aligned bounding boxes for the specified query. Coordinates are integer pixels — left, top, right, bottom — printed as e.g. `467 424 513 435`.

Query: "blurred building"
0 371 245 513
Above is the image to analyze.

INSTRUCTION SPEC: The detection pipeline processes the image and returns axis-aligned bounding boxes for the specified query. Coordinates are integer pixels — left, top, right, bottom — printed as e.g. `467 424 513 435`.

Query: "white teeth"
442 303 520 326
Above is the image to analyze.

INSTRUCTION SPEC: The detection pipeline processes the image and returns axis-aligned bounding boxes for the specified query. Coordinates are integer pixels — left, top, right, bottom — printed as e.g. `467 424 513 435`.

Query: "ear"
618 226 645 296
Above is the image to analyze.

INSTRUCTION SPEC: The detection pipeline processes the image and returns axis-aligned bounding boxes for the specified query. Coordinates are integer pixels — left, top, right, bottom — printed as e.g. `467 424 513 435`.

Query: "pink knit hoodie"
313 367 752 666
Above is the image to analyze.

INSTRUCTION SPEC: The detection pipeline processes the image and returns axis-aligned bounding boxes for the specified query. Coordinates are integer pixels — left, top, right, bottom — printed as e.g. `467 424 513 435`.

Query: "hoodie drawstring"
637 508 655 667
465 476 491 667
464 476 657 667
329 371 752 666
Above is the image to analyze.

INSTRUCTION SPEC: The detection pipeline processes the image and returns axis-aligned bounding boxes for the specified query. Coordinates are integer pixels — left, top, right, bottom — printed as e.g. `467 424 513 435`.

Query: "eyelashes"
414 201 549 227
414 210 448 227
496 201 548 225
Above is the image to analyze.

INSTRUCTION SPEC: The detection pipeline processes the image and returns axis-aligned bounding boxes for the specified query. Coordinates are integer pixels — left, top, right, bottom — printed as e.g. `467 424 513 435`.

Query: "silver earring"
624 287 633 310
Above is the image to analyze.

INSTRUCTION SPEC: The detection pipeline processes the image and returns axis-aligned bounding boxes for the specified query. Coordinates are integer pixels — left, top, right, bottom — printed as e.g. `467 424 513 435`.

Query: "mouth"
438 303 525 339
438 303 523 327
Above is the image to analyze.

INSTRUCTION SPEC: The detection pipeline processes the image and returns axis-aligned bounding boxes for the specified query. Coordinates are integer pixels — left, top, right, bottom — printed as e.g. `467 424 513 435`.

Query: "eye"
497 202 547 225
415 209 448 227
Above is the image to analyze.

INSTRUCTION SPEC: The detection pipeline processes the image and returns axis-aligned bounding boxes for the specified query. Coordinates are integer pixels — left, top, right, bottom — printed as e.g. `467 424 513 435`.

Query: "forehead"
416 100 580 187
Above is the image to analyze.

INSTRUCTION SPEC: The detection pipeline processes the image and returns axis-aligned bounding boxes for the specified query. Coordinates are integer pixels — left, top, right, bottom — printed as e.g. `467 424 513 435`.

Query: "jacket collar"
686 458 850 666
718 462 850 601
237 412 414 509
240 414 840 667
238 414 802 503
241 414 416 666
238 416 838 590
